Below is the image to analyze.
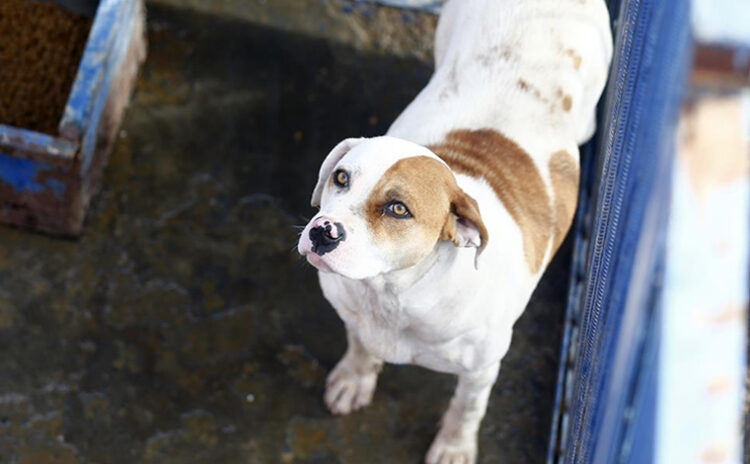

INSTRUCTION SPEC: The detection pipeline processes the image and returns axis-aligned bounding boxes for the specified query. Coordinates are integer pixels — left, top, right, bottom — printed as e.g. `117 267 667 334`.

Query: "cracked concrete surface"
0 4 570 463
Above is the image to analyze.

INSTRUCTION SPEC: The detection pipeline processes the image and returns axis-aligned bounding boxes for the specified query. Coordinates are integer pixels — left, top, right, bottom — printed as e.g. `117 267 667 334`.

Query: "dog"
297 0 612 462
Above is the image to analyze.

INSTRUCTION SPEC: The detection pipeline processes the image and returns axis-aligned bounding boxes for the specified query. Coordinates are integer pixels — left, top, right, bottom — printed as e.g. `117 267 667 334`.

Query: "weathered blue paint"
0 125 78 159
0 153 67 199
0 0 143 234
81 0 141 174
60 0 122 140
547 0 692 463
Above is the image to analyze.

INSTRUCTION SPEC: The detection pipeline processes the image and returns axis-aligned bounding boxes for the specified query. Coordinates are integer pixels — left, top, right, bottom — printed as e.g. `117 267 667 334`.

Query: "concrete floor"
0 5 571 463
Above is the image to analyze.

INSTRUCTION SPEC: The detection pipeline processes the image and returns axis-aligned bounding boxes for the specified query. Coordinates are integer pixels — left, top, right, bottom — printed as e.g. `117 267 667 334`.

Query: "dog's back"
388 0 612 276
389 0 612 151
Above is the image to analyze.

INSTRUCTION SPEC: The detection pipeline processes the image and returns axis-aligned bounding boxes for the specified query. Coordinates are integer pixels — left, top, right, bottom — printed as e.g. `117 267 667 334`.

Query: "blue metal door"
547 1 692 463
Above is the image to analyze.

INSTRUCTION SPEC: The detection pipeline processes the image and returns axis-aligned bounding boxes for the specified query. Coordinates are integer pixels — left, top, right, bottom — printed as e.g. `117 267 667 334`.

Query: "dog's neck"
363 242 454 295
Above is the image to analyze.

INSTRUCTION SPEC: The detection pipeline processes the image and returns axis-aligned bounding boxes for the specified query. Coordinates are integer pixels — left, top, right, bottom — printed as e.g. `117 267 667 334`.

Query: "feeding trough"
0 0 145 235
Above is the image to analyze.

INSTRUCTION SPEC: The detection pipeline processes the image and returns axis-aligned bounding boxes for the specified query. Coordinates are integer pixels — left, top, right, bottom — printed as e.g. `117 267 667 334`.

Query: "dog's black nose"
309 221 346 256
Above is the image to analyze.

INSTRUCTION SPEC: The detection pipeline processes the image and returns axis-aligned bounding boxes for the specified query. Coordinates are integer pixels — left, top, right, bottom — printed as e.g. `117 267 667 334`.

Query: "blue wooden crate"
0 0 145 235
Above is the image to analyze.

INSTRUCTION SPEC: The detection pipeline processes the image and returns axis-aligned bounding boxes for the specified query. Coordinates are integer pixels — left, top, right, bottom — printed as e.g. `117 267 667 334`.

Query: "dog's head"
298 136 488 280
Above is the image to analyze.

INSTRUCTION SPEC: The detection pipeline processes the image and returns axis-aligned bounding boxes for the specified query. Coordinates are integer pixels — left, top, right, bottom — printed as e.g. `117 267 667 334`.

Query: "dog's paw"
425 432 477 464
324 361 378 415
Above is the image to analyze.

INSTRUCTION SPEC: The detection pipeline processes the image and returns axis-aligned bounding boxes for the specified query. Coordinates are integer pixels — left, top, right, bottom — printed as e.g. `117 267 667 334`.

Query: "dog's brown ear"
311 138 366 207
440 189 488 267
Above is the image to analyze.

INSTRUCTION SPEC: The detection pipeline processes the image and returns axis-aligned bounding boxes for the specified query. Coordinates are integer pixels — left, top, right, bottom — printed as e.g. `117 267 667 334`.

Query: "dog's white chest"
318 271 490 373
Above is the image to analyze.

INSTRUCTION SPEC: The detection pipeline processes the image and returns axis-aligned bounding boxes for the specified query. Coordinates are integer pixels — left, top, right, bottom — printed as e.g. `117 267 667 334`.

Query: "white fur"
298 1 612 462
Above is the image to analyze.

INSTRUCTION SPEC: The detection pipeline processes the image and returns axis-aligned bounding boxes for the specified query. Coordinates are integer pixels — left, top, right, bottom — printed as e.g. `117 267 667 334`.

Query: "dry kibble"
0 0 92 134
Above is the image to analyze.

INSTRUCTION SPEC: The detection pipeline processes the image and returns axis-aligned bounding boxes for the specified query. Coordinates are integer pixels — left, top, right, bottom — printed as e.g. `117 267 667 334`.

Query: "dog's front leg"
426 361 500 464
324 329 383 415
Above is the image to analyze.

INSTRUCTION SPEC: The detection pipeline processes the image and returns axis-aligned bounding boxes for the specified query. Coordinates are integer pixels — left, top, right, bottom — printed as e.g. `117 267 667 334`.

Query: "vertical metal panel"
548 0 692 463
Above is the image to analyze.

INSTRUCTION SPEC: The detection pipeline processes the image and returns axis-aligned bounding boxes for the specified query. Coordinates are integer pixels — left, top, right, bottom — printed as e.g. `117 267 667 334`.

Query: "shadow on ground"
0 5 570 463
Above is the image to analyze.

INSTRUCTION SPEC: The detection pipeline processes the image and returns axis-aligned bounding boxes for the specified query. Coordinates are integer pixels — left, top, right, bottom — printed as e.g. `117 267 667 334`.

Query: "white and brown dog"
298 0 612 462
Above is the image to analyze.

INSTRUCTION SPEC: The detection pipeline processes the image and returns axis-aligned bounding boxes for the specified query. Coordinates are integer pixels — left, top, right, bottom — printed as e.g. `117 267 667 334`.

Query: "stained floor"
0 5 571 463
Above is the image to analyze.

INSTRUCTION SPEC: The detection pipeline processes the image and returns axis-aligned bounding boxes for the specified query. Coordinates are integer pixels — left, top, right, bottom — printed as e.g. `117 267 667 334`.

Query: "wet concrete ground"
0 5 571 463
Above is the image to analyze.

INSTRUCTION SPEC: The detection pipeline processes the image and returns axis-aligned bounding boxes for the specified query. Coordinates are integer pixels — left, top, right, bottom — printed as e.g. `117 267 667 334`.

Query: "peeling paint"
0 153 68 198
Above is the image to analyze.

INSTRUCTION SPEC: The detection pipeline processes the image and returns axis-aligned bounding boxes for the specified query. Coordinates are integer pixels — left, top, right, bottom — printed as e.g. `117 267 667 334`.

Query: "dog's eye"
385 201 412 218
333 169 349 188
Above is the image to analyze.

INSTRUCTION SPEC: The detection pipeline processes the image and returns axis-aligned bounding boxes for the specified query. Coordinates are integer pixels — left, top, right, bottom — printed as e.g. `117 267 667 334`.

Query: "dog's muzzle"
309 219 346 256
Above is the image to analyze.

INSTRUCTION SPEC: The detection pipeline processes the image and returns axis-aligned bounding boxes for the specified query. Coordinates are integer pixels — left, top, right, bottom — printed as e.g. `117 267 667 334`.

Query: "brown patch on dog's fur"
429 129 552 273
562 94 572 112
564 49 583 69
519 79 569 113
517 78 548 105
555 88 573 112
365 156 487 269
549 150 579 254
